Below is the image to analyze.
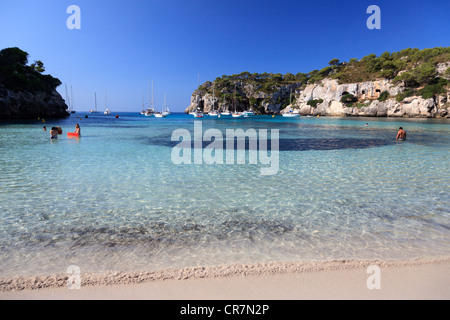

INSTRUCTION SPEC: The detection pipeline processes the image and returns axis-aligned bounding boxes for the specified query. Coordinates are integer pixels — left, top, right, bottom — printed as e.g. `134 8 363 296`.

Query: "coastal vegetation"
195 47 449 106
307 99 324 108
0 47 62 93
378 91 390 102
0 47 68 119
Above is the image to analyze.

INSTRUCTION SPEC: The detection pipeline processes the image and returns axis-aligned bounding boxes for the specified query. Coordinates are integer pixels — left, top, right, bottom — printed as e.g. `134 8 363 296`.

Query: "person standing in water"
396 127 407 141
74 124 80 135
50 127 58 139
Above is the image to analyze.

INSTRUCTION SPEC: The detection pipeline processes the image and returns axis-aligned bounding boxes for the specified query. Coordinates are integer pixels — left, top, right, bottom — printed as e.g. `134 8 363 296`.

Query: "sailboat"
208 84 219 116
282 110 299 117
220 97 231 116
232 84 242 118
65 84 71 114
65 85 76 113
70 86 76 113
152 84 166 118
89 93 100 113
193 108 203 118
154 104 167 118
162 93 170 116
282 89 299 117
104 92 111 115
145 81 155 116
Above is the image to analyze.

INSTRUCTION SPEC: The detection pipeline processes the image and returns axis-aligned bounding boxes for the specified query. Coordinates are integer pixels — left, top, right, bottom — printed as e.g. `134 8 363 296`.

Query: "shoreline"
1 257 449 299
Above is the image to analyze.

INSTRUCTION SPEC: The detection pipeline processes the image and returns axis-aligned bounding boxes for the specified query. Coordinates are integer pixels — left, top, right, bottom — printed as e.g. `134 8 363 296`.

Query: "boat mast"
95 92 97 112
234 84 237 113
65 84 70 108
71 86 74 111
212 83 215 112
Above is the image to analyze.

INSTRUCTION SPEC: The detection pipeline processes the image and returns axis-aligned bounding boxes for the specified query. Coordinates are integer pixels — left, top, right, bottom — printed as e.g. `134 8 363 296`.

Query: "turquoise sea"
0 113 449 277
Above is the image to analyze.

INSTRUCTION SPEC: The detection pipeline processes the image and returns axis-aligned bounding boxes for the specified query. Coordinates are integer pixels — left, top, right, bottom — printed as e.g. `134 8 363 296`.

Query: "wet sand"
1 258 449 300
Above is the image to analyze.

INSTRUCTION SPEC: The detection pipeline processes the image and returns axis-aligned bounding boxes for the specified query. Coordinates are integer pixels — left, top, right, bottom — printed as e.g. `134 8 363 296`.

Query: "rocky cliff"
283 78 449 118
185 47 450 118
186 77 449 118
186 82 302 115
0 84 69 119
0 47 69 120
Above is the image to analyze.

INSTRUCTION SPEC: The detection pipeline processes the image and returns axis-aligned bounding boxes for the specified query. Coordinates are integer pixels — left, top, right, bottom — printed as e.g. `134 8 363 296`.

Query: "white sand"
1 258 449 300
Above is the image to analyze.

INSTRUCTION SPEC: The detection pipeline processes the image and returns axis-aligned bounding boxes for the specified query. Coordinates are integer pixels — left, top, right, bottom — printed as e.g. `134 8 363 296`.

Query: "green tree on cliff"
31 60 45 73
0 47 61 92
328 58 340 66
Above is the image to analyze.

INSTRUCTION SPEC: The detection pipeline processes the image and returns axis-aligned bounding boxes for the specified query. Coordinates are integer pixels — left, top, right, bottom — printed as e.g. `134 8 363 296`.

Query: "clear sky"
0 0 449 112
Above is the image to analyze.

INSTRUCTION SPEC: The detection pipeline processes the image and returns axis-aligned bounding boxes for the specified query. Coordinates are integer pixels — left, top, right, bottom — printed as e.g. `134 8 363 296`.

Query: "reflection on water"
0 114 449 277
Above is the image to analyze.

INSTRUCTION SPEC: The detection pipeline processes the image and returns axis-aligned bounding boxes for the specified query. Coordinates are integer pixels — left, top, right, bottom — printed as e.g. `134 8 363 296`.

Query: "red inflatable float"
67 132 80 138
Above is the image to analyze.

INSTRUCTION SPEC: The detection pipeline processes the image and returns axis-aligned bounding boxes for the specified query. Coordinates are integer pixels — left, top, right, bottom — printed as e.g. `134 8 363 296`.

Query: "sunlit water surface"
0 113 448 277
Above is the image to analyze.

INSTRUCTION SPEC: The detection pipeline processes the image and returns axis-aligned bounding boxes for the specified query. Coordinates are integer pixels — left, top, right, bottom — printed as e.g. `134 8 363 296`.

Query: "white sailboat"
232 84 242 118
282 89 299 117
67 85 76 113
220 96 231 116
145 81 156 116
104 92 111 115
153 84 166 118
282 110 299 117
192 107 203 117
208 84 219 116
89 93 100 113
162 93 170 116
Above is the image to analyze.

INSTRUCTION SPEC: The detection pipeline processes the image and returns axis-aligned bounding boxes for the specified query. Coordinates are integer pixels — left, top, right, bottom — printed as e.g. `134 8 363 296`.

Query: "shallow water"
0 113 449 277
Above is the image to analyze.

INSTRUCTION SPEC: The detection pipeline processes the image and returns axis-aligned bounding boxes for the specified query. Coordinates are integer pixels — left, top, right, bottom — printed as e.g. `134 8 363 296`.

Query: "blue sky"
0 0 449 112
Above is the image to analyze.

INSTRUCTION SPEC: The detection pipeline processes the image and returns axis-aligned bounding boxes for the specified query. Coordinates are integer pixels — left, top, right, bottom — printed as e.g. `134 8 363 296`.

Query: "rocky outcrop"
186 77 449 118
283 78 449 118
186 82 302 114
290 96 442 117
0 84 69 119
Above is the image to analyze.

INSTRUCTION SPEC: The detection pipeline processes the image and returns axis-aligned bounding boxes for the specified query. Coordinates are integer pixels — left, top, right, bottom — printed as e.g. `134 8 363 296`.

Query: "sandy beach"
1 258 448 300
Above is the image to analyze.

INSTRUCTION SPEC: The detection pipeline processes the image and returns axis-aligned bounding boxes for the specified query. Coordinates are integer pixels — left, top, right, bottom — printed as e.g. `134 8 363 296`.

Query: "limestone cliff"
186 77 449 118
185 47 450 118
284 78 449 118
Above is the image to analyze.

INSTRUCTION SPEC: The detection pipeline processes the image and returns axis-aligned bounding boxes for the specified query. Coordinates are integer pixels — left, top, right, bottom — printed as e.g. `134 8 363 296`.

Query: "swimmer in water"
396 127 407 141
50 127 58 139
